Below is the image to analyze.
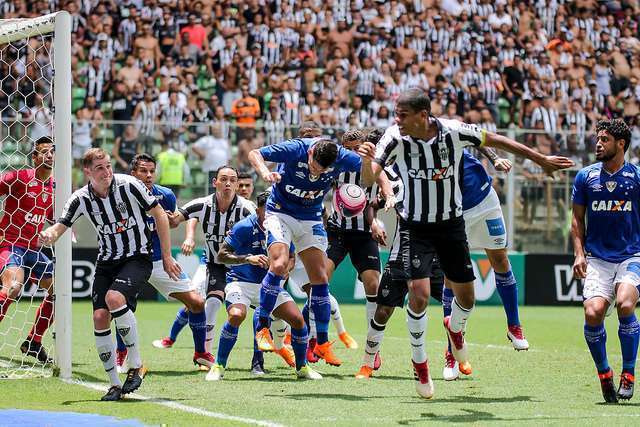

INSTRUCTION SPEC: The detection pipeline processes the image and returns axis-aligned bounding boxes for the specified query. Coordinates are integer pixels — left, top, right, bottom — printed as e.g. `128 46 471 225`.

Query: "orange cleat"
313 341 342 366
355 365 373 379
255 327 274 352
275 346 296 367
338 331 358 349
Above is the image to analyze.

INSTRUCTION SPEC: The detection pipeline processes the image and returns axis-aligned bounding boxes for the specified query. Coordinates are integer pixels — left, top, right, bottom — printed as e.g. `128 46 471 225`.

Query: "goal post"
0 11 72 379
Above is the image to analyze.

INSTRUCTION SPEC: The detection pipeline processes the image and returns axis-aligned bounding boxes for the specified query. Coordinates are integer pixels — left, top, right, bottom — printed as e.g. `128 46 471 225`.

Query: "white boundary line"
64 379 285 427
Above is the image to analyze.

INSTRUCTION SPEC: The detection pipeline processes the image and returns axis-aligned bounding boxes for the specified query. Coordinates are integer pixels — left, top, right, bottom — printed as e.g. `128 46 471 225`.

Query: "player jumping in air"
572 119 639 403
0 136 55 363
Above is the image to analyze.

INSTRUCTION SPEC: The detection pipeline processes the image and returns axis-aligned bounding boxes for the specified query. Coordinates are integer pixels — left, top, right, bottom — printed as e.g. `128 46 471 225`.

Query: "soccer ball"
333 183 367 218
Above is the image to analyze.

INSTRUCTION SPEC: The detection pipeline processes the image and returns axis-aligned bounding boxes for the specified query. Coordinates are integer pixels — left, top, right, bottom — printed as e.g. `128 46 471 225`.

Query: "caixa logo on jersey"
554 264 583 302
407 166 453 180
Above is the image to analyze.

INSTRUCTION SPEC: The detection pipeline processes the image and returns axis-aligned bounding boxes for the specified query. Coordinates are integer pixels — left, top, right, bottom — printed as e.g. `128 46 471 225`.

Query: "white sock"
406 307 427 364
363 318 386 368
205 296 223 354
270 317 287 350
111 305 142 369
365 295 377 331
450 297 473 333
95 328 122 386
308 306 317 339
329 294 346 334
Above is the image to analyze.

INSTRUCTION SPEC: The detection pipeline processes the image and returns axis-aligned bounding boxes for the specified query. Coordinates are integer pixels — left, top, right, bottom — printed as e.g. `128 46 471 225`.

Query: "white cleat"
413 360 434 399
507 325 529 351
444 316 468 365
152 337 174 349
296 364 323 380
205 364 225 381
442 351 459 381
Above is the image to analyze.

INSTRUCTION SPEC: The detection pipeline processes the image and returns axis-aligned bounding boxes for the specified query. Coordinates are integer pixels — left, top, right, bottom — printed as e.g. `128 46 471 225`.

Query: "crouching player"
572 119 640 403
206 191 313 380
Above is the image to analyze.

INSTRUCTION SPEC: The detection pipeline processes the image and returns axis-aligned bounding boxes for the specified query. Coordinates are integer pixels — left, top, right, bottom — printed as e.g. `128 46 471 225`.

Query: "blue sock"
259 272 283 329
302 301 310 329
115 330 126 352
443 287 454 353
252 309 261 357
584 323 610 374
310 284 330 344
169 308 189 342
216 322 239 368
619 314 640 376
495 269 520 326
291 326 308 370
188 310 207 353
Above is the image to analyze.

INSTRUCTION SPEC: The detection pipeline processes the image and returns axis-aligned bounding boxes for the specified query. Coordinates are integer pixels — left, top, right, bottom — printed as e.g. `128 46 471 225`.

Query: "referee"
360 87 574 398
39 148 182 401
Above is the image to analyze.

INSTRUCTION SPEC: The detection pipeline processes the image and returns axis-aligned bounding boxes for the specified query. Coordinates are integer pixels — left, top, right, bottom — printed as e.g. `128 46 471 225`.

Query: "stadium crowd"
2 0 640 176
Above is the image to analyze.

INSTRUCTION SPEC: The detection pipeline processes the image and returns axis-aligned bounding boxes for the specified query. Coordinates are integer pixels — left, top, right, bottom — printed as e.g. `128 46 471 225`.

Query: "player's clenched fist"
262 171 281 183
38 228 58 246
357 141 376 161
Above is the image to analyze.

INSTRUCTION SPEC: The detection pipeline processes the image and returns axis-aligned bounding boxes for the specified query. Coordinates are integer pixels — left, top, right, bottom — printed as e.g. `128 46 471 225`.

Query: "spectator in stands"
230 84 260 140
156 136 189 197
112 124 141 173
192 124 231 193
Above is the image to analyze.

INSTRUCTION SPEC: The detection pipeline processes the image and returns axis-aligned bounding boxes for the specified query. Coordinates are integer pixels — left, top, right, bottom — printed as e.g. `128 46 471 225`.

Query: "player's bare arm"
149 204 182 281
249 149 281 183
482 132 574 175
217 241 269 268
571 203 587 279
358 141 376 187
38 222 68 246
181 218 198 255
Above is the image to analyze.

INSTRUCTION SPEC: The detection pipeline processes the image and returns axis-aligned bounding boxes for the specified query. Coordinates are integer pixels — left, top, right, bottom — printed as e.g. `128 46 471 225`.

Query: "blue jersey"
461 150 492 211
148 185 177 262
572 162 640 263
259 138 362 220
224 214 293 283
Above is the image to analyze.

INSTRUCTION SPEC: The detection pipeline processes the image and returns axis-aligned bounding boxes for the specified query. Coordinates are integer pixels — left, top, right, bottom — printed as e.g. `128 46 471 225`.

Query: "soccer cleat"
284 332 292 346
275 346 296 367
296 364 322 380
412 360 434 399
20 340 53 364
122 366 147 394
507 325 530 351
193 351 215 369
599 369 619 403
152 337 174 349
459 360 473 376
251 353 265 376
339 331 359 349
116 349 128 374
255 328 275 352
307 337 319 363
355 365 373 379
373 351 382 370
205 363 225 381
313 341 342 366
444 316 468 365
618 372 635 400
443 350 459 381
101 385 123 401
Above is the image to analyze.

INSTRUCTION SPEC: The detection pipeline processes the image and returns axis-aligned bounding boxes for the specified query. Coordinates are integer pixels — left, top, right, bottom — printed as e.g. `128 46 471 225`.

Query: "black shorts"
92 255 152 312
327 228 381 274
396 217 475 283
207 262 229 294
376 257 445 308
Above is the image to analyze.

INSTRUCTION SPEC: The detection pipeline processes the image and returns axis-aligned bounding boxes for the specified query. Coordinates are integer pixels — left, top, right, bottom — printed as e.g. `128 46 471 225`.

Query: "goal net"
0 12 71 379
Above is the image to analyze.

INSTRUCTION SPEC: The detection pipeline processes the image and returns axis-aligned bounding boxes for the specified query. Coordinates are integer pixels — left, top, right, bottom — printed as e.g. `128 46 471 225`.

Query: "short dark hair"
396 87 431 113
312 139 338 168
299 121 322 138
130 153 156 171
341 129 365 145
237 171 253 181
212 164 239 180
596 119 632 152
366 128 385 144
34 136 53 146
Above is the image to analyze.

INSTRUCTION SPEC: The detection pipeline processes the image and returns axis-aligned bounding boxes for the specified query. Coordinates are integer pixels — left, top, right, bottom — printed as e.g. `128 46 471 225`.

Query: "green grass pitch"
2 302 639 426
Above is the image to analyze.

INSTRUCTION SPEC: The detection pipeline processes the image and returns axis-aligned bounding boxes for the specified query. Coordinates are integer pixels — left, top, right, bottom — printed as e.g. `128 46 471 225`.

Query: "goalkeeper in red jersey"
0 136 55 363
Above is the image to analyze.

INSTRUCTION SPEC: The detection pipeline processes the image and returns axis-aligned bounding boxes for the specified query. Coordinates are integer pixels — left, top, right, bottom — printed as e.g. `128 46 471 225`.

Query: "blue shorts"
0 245 53 280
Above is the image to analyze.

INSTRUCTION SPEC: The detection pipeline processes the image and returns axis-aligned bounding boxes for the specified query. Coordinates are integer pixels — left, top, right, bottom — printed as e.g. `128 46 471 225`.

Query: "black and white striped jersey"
375 120 484 224
179 193 255 264
58 174 159 262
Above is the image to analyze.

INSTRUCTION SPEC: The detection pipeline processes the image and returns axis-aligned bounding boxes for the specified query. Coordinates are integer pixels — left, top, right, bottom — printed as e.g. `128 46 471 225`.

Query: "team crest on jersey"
309 174 319 182
438 144 449 160
116 201 127 213
606 181 617 192
42 193 48 202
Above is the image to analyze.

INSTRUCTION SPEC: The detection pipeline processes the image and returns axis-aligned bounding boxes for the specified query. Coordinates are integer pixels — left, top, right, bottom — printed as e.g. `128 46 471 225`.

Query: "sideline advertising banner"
524 254 583 305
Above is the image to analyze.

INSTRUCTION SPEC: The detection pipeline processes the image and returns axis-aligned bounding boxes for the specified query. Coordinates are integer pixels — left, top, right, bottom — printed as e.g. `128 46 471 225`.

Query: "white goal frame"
0 12 72 380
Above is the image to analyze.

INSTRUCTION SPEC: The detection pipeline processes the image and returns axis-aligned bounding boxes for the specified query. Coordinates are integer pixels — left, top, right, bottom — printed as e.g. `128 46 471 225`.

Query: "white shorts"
149 260 197 301
225 280 293 309
264 211 328 253
583 257 640 303
463 188 507 250
287 255 309 294
192 263 208 298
